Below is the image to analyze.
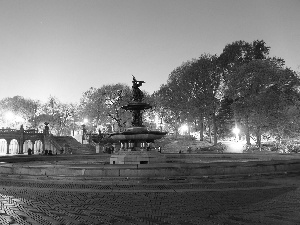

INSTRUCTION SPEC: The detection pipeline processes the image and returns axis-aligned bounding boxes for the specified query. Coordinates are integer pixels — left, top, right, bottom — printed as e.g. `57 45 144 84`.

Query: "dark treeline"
1 40 299 147
154 40 300 146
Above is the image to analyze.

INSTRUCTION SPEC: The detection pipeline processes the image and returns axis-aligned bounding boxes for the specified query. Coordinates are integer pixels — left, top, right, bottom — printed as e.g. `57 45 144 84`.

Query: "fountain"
110 76 167 164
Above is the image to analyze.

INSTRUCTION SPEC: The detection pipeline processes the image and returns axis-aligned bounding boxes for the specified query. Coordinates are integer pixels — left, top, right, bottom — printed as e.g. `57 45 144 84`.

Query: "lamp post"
82 124 86 144
73 118 75 136
181 124 189 135
160 117 163 132
81 118 88 144
159 111 165 132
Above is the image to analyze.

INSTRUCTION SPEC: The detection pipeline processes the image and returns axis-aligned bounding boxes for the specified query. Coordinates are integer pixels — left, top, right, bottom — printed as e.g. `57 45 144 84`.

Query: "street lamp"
71 110 76 137
82 118 88 144
180 124 189 135
82 124 86 144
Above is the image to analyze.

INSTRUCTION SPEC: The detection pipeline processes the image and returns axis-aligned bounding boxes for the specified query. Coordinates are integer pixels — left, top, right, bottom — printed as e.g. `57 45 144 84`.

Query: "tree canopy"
79 83 132 132
1 39 299 147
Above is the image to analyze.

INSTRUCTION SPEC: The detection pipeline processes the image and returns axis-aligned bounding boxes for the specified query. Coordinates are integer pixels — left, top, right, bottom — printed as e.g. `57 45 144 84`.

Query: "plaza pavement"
0 172 299 224
0 153 300 224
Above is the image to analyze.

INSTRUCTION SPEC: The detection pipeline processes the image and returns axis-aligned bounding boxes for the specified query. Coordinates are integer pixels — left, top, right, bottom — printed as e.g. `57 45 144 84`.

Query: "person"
158 146 162 153
111 145 114 154
28 148 32 155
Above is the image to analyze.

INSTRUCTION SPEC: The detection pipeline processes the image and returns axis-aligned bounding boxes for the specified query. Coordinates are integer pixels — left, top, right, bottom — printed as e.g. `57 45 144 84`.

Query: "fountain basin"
122 102 152 110
110 151 166 164
110 127 167 141
111 133 167 141
109 127 167 164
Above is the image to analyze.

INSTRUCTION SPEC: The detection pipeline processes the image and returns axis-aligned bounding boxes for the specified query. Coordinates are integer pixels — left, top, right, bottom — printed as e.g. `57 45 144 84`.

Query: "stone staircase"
52 136 96 154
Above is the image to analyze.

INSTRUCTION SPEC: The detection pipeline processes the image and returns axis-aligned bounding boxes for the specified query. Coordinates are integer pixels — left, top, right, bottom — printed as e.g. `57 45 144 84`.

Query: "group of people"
103 145 114 154
27 148 55 155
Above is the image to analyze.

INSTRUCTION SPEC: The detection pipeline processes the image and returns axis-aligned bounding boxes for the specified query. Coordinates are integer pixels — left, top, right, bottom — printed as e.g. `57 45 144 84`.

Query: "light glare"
232 127 240 135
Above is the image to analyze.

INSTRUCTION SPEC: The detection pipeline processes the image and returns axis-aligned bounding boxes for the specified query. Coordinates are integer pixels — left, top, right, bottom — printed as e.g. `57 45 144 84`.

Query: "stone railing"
24 129 40 134
0 128 19 133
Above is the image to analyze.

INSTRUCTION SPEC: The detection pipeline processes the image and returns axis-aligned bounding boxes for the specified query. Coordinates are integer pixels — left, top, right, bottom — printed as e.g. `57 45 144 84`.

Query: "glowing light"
232 126 240 142
226 141 244 153
2 111 25 128
15 115 25 122
4 111 14 121
83 118 88 124
179 124 189 134
232 127 240 135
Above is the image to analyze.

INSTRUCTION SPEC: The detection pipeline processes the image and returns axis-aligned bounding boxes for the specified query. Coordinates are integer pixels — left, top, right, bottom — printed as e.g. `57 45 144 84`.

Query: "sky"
0 0 299 104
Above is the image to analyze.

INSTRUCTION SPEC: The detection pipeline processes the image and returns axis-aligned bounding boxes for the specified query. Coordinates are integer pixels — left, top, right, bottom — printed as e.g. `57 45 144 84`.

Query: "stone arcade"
0 122 53 154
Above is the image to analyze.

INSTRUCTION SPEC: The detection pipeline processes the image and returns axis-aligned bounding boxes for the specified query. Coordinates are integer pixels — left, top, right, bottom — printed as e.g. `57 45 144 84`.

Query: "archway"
23 140 33 154
0 139 6 154
34 140 43 154
9 139 19 154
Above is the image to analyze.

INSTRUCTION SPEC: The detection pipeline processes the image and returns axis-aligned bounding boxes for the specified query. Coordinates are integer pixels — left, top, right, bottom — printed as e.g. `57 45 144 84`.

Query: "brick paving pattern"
0 175 299 225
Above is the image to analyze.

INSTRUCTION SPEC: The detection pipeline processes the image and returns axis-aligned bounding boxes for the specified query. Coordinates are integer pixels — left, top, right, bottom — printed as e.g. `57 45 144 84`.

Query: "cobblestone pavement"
0 174 299 225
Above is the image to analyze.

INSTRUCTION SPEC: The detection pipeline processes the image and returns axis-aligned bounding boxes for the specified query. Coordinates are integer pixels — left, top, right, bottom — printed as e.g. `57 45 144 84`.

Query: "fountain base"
110 150 166 164
108 76 167 164
109 126 167 164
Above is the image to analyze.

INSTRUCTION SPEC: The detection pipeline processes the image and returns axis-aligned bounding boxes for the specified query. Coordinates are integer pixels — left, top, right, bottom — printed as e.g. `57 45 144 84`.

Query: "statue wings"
132 75 145 84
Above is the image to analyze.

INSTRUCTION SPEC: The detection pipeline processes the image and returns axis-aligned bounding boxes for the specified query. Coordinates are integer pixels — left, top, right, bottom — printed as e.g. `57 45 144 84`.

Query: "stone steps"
52 136 95 154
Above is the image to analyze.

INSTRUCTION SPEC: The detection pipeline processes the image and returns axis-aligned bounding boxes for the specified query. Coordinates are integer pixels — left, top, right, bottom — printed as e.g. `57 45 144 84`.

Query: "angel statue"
132 75 145 102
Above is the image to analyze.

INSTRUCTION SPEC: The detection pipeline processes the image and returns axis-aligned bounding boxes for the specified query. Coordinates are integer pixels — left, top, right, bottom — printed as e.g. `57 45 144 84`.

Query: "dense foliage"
1 39 299 146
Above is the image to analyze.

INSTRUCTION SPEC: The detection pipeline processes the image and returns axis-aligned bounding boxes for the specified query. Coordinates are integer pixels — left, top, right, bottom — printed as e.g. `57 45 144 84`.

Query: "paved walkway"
0 173 299 225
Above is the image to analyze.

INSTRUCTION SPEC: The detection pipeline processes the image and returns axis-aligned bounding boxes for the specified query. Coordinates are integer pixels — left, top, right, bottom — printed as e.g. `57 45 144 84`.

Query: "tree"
154 62 193 137
79 83 132 132
0 96 40 129
218 39 283 144
218 40 271 75
227 59 300 147
183 54 223 144
155 54 224 144
154 84 186 137
141 92 158 129
37 96 74 135
216 97 235 139
102 84 132 131
68 103 81 136
79 87 108 129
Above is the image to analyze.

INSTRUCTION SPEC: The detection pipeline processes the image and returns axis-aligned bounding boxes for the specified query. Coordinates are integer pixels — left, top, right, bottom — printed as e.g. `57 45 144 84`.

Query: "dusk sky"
1 0 299 104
